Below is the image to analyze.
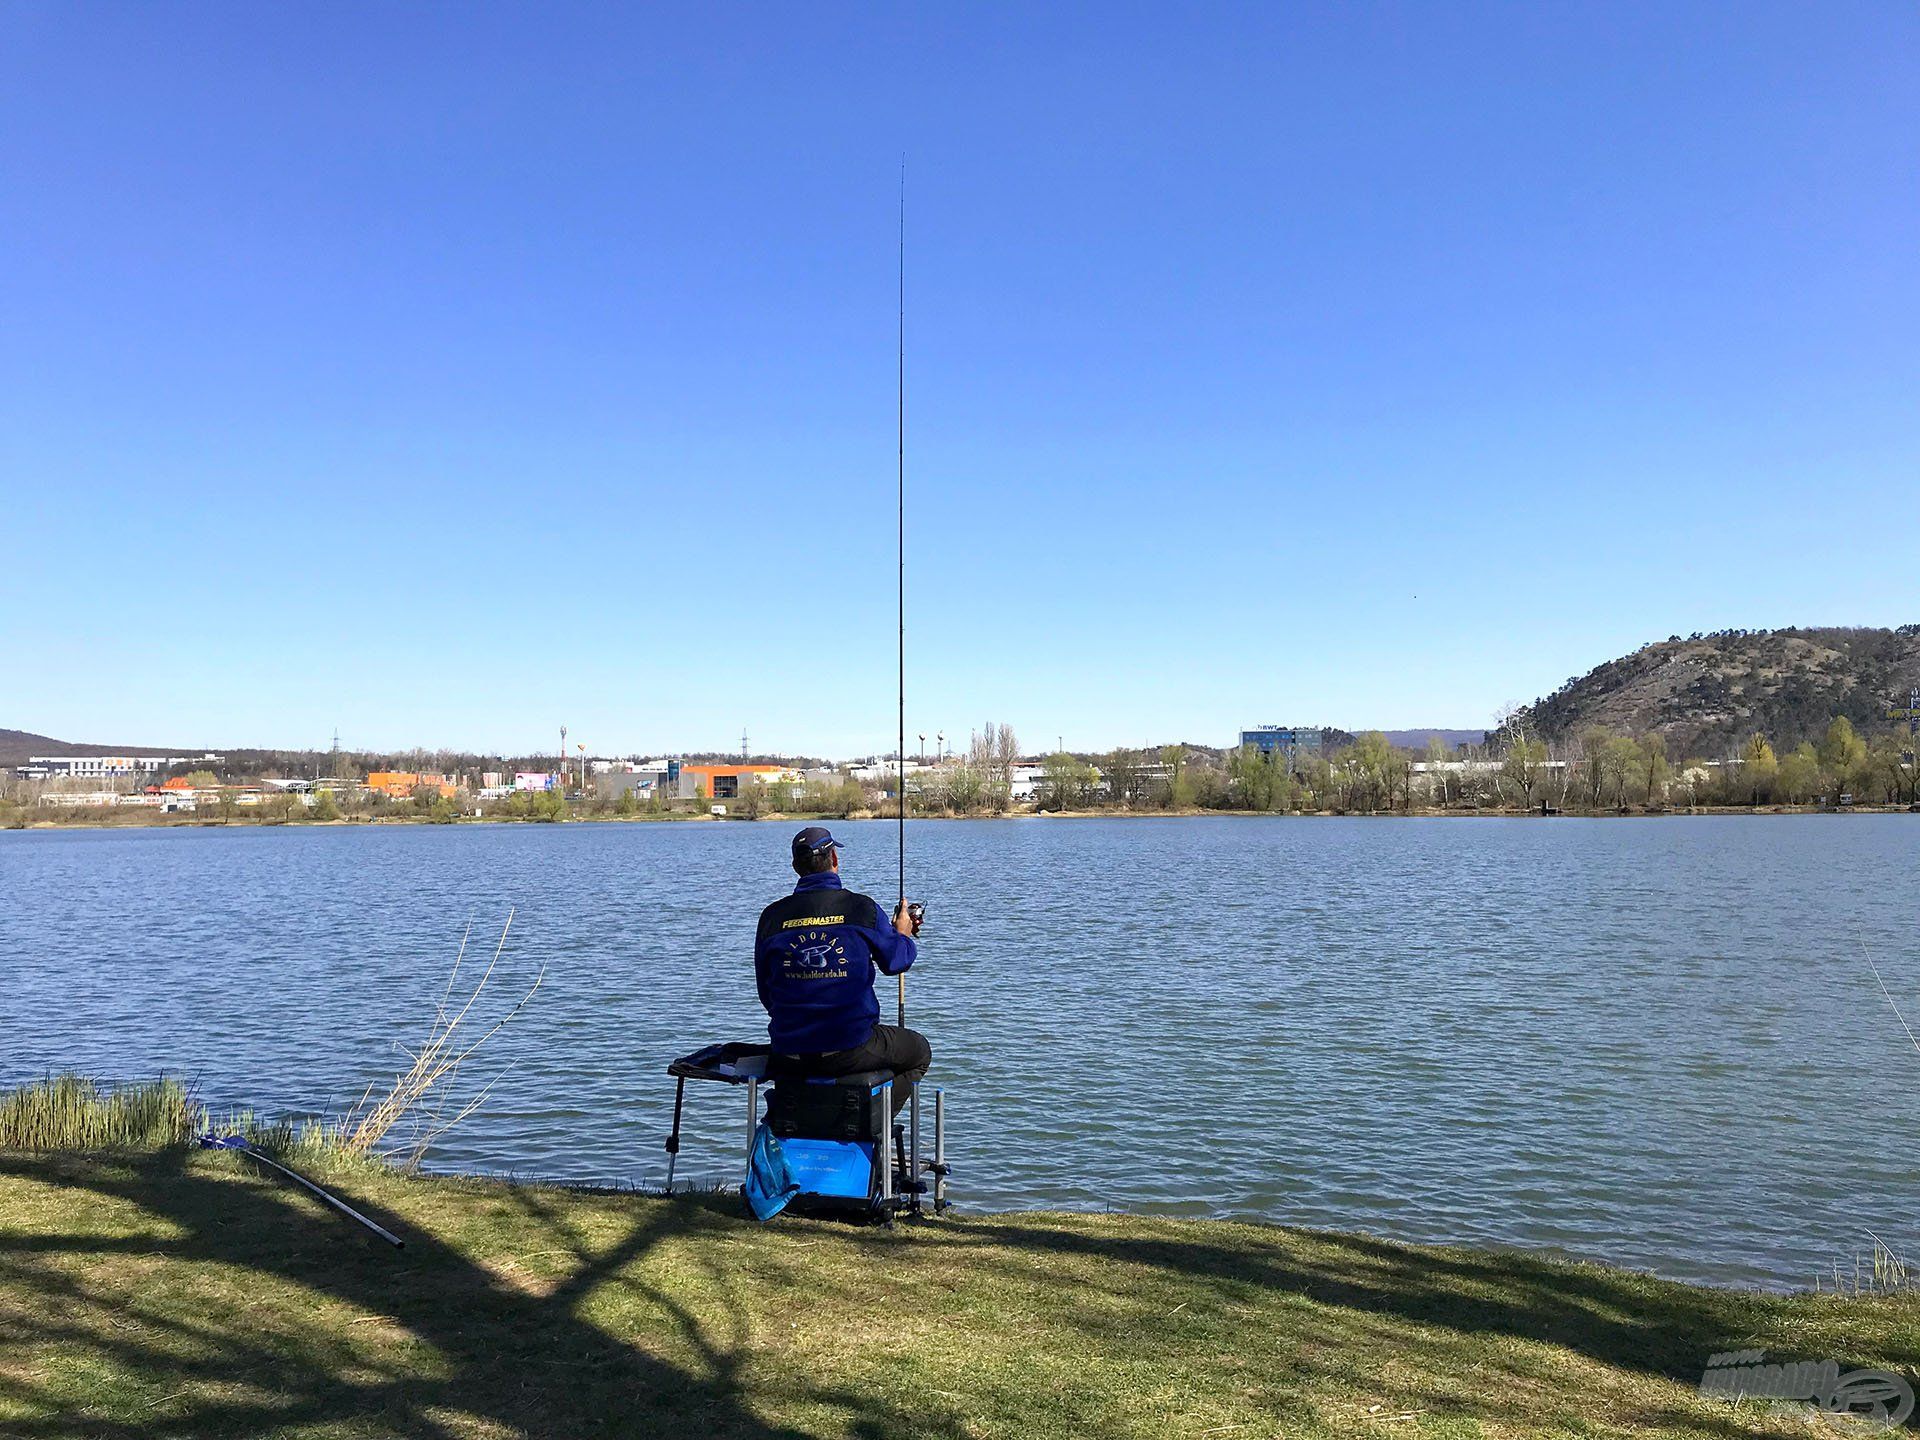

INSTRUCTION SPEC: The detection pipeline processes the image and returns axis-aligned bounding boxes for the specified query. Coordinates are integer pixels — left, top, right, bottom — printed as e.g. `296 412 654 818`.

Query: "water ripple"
1 814 1915 1288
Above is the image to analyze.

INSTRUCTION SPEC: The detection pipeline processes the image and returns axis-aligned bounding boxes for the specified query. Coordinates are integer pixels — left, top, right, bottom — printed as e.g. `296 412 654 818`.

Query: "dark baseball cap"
791 826 845 860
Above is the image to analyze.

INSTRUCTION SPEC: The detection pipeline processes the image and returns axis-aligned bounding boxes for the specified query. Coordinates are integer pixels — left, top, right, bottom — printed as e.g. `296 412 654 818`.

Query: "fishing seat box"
766 1069 896 1210
665 1043 929 1217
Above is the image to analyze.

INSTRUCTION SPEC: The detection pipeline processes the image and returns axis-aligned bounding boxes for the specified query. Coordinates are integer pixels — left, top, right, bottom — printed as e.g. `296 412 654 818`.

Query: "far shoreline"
7 802 1915 834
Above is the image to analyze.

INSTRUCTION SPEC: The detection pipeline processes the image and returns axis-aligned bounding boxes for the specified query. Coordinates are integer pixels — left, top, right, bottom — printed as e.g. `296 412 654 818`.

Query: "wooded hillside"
1516 626 1920 756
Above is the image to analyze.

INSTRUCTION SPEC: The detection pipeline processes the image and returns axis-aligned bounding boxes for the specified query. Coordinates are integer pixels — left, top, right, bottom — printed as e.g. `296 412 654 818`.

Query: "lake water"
2 814 1915 1288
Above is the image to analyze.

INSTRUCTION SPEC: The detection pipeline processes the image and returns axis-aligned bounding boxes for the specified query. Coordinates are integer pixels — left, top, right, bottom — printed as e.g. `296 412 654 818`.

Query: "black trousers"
774 1024 932 1114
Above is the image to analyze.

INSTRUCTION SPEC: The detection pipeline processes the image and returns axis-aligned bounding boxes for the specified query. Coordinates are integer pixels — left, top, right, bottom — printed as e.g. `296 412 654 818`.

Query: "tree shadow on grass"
906 1214 1920 1434
958 1214 1919 1373
0 1151 963 1440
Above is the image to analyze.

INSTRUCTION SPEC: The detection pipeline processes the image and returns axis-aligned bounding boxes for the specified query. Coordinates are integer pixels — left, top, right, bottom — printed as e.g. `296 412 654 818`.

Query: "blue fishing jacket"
755 872 916 1053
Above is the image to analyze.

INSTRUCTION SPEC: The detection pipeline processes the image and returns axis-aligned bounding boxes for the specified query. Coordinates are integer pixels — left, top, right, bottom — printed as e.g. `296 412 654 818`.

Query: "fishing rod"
1855 923 1920 1058
897 155 907 976
200 1135 406 1249
895 158 925 1215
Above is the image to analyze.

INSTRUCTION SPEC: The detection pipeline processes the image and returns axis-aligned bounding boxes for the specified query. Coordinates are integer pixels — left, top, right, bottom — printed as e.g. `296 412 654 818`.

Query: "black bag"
765 1070 893 1143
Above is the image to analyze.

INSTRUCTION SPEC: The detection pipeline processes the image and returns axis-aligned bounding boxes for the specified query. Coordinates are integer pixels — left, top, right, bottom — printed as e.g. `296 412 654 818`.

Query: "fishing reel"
906 901 926 936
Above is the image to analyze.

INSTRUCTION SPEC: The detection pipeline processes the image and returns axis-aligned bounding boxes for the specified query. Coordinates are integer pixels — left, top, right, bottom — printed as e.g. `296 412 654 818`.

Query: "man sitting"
755 827 929 1106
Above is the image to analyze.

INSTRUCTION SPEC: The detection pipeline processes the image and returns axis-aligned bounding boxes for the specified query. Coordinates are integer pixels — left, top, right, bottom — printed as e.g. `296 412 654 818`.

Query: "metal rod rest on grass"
202 1138 405 1249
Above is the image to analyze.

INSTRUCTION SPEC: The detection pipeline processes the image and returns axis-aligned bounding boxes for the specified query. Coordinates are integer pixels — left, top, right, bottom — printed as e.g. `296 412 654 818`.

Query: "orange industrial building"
677 763 788 799
365 771 458 800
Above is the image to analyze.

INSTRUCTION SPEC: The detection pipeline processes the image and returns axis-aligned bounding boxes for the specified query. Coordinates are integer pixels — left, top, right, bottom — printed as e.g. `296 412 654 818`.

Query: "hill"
0 728 196 770
1517 625 1920 757
1379 728 1485 750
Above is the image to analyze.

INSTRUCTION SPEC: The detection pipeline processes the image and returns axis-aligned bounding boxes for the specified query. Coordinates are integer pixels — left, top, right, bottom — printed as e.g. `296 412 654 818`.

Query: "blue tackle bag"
745 1121 800 1221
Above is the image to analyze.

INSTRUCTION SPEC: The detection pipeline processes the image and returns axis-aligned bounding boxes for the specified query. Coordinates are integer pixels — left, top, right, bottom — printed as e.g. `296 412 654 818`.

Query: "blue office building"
1239 726 1327 759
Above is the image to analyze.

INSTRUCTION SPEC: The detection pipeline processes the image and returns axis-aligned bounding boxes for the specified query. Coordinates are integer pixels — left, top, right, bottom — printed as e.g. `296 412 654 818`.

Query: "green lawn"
0 1151 1912 1439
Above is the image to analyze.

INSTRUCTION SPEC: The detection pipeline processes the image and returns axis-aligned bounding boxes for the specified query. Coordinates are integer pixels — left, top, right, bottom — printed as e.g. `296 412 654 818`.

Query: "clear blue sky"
4 4 1915 758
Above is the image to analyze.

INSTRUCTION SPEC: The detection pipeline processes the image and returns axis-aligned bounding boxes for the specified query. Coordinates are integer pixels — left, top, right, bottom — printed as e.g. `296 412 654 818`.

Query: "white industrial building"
17 753 224 780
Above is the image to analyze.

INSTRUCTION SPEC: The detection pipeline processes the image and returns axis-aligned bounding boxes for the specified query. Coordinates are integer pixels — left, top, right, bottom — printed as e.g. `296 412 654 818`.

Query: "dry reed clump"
339 909 543 1167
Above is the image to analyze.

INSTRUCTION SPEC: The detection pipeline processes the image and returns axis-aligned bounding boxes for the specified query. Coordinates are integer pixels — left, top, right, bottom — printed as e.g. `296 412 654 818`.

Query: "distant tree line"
960 714 1915 817
904 724 1023 815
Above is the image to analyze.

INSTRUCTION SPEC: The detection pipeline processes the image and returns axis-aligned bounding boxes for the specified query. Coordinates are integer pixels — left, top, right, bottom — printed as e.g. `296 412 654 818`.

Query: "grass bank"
2 1149 1916 1438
